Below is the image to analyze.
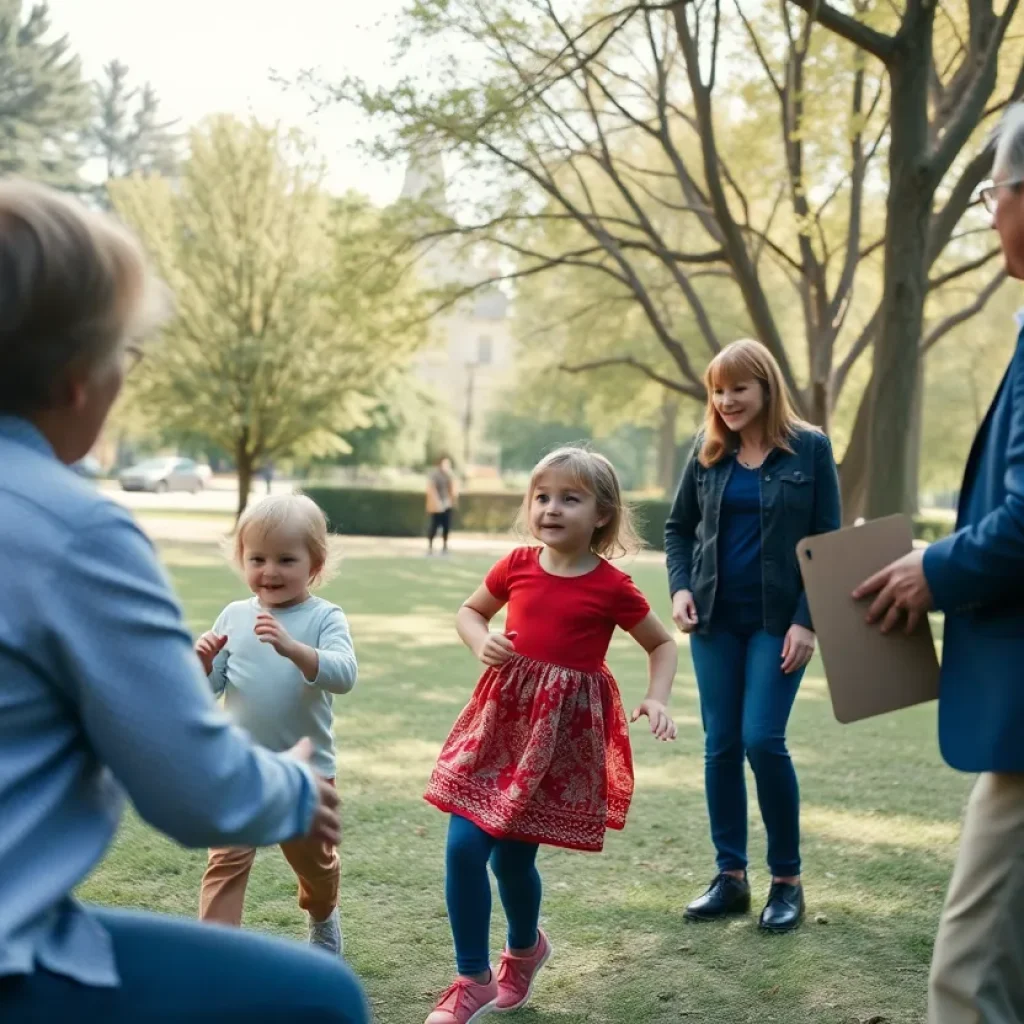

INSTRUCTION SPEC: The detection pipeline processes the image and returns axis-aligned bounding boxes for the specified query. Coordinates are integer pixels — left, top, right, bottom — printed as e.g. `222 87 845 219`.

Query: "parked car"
119 457 205 494
71 455 102 480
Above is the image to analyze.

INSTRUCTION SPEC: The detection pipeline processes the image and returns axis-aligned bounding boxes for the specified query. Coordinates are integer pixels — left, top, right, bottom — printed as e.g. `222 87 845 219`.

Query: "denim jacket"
664 426 842 636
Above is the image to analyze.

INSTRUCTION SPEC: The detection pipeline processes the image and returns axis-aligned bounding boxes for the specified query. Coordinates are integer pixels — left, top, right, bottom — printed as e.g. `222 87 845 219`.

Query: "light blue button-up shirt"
0 417 318 986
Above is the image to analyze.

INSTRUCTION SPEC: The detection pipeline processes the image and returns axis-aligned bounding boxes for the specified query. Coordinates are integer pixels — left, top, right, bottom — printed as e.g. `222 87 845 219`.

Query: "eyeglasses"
124 343 144 373
978 178 1024 215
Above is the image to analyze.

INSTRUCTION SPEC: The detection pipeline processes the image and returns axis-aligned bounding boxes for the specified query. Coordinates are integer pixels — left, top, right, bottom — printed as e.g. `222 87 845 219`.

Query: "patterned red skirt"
424 654 635 852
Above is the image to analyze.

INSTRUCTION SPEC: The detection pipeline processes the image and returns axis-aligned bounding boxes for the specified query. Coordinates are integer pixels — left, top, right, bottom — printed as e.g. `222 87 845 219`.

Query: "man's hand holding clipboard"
852 548 936 635
796 516 939 724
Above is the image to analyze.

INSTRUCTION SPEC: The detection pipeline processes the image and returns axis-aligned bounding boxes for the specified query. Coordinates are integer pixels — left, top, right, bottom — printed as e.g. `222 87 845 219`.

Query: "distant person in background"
0 180 367 1023
427 455 459 556
854 105 1024 1024
262 460 275 495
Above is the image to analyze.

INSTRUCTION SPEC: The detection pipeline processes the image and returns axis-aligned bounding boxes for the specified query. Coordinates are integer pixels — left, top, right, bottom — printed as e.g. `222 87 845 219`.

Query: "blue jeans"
446 814 542 975
690 628 805 877
0 906 368 1022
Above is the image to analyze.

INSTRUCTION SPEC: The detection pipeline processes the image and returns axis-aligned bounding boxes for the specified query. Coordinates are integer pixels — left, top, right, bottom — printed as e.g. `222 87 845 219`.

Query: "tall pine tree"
89 59 178 192
0 1 90 188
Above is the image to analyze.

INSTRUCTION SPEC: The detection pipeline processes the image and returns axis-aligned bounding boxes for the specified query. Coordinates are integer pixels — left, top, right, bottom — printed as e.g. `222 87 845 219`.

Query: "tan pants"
199 780 339 926
929 773 1024 1024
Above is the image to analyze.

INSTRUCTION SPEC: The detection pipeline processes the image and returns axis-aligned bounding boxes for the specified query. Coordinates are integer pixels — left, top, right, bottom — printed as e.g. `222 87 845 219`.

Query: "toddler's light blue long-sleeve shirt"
209 597 357 777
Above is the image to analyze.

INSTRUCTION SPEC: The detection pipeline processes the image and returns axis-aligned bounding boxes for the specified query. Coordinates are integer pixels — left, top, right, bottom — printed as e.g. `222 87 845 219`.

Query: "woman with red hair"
665 339 840 933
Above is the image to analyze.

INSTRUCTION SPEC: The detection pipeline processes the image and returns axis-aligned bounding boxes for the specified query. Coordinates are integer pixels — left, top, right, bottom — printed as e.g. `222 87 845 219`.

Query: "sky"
46 0 412 204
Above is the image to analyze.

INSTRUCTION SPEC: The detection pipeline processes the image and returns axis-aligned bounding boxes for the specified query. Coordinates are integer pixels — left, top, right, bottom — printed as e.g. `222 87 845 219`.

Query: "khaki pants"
199 779 339 927
929 773 1024 1024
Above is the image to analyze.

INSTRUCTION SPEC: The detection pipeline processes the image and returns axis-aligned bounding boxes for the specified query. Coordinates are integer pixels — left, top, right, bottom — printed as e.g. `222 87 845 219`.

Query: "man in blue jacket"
854 107 1024 1023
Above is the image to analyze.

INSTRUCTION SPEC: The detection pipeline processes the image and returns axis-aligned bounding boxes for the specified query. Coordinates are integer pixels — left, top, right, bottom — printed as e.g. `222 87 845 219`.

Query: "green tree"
0 1 90 187
89 60 178 201
111 116 427 518
335 376 455 472
485 410 592 474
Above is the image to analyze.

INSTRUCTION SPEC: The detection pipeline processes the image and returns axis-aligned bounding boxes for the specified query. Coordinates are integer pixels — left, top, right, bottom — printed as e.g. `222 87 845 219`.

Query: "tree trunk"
236 444 254 523
809 325 832 432
839 381 871 523
865 21 934 519
657 396 680 495
903 357 925 515
809 378 830 434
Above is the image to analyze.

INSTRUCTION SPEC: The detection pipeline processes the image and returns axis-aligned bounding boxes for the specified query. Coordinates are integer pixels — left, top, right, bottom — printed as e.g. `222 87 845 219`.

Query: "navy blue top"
713 461 763 630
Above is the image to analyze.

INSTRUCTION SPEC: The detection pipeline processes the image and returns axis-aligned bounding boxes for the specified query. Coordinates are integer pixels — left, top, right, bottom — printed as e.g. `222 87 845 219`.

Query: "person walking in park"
664 339 841 933
426 454 459 556
195 494 358 956
0 181 368 1023
854 106 1024 1024
422 446 679 1024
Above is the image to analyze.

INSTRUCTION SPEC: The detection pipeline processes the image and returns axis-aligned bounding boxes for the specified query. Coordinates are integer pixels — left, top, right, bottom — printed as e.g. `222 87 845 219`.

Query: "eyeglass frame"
124 342 145 373
977 178 1024 215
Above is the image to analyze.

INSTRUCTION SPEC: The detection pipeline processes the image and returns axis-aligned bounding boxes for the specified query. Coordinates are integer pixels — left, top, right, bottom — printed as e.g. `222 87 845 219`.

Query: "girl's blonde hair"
699 339 811 467
515 445 642 560
233 493 339 588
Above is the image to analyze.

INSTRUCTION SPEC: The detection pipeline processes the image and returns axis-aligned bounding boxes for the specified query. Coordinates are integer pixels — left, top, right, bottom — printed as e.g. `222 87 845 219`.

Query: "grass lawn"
79 535 970 1024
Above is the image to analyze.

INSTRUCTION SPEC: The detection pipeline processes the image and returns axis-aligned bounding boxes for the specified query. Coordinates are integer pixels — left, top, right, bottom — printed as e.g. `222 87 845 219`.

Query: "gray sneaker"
308 908 343 956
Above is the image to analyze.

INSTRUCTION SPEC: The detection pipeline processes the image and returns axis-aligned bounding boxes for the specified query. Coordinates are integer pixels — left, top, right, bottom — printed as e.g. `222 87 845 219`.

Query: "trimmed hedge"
302 486 954 550
302 486 523 538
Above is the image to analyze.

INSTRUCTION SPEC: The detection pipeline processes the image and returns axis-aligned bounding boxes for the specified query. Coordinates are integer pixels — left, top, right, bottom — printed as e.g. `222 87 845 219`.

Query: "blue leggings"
0 906 368 1023
446 814 542 976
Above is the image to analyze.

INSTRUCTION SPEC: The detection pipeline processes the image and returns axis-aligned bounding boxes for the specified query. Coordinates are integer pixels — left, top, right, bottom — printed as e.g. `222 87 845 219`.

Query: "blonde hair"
515 445 642 560
699 339 811 467
0 179 167 414
233 494 338 588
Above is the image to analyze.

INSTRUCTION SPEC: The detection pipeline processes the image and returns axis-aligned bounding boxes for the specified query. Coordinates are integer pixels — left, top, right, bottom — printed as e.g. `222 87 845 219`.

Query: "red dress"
424 547 651 852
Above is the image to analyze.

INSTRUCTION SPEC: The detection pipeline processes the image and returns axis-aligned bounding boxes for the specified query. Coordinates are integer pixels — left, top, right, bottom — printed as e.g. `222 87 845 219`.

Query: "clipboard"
797 514 940 724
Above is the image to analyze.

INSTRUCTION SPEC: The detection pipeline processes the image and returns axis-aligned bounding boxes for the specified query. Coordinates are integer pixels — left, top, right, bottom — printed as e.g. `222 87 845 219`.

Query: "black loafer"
759 881 805 933
684 873 751 921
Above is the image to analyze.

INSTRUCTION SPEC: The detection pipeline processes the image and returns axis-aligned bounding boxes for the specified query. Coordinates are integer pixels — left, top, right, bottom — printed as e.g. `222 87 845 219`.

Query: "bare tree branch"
920 269 1008 352
832 306 880 401
927 0 1022 184
927 246 1001 289
828 52 868 326
559 355 704 398
783 0 896 61
928 149 994 263
672 1 804 407
518 294 629 343
735 0 783 97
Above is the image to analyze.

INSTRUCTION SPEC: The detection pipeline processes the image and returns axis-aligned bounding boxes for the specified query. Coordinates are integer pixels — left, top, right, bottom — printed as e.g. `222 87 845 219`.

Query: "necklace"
737 448 768 470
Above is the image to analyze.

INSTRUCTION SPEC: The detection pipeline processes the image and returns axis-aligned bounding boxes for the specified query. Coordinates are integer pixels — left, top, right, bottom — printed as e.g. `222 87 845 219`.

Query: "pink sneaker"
495 930 553 1012
425 974 499 1024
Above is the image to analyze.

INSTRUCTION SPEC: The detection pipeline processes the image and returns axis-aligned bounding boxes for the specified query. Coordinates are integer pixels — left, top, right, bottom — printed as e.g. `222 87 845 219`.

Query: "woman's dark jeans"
690 627 805 877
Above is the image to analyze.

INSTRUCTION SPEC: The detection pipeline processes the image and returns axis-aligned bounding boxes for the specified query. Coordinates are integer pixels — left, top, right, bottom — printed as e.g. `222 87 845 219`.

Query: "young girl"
423 447 679 1024
194 494 358 956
